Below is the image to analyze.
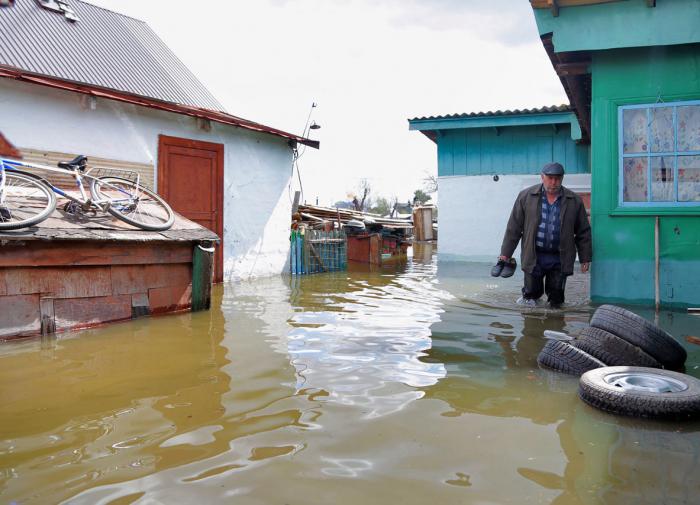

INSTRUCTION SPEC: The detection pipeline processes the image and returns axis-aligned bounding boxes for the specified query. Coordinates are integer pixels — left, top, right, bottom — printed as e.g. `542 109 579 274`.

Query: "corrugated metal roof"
0 0 224 111
409 104 571 122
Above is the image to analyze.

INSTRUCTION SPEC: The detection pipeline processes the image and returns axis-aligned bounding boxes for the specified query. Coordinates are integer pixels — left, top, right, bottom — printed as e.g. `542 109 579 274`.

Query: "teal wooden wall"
436 124 589 177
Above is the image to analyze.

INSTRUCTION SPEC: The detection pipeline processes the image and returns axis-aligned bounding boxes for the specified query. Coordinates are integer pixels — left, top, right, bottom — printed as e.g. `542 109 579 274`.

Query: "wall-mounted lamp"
80 95 97 110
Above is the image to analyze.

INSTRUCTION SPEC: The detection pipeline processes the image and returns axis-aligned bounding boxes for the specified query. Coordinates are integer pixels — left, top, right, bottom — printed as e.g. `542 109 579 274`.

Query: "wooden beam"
555 62 590 76
0 241 192 267
531 0 625 7
551 0 559 17
308 243 327 272
191 241 214 312
292 191 301 214
40 298 55 336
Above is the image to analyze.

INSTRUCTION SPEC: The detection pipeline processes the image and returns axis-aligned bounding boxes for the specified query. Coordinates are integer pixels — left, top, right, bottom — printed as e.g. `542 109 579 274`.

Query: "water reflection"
1 245 700 504
421 252 700 504
0 293 230 503
286 259 449 418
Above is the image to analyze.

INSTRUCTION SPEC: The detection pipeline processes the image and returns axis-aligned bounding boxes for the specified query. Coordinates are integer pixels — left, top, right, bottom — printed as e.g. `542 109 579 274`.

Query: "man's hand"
581 262 590 273
498 255 509 262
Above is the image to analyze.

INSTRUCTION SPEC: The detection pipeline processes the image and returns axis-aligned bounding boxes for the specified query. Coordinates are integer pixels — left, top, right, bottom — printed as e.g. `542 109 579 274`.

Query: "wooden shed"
0 209 218 340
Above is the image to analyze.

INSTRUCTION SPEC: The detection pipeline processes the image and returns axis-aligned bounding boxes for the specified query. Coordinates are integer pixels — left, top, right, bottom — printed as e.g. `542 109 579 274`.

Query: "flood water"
2 243 700 504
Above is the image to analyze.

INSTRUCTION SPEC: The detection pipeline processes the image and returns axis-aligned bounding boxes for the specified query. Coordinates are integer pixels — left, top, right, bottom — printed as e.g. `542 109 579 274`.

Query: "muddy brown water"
2 244 700 504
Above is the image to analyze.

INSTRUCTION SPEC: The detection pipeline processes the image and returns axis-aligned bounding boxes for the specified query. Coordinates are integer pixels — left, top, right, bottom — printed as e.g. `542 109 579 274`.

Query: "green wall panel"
590 44 700 307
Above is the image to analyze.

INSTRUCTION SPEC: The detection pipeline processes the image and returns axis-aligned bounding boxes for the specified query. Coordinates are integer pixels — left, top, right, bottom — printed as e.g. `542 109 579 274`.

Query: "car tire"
579 366 700 420
590 305 686 369
537 339 606 376
572 326 661 368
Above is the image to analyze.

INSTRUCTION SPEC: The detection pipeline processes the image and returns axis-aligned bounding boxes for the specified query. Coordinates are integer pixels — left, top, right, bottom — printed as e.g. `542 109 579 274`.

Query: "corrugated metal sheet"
0 0 224 111
410 105 571 122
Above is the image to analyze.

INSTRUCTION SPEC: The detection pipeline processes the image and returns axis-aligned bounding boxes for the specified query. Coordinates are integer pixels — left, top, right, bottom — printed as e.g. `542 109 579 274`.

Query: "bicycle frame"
0 157 142 210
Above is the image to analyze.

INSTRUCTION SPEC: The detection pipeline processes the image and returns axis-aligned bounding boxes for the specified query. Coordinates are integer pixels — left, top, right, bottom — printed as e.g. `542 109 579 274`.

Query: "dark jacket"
500 184 592 275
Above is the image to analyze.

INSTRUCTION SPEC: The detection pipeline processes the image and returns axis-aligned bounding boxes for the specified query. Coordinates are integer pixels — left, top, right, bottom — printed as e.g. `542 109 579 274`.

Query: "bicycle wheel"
0 171 56 230
90 176 175 231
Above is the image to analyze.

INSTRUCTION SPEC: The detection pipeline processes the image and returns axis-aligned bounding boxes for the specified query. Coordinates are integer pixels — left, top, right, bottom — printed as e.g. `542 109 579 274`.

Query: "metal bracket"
36 0 79 22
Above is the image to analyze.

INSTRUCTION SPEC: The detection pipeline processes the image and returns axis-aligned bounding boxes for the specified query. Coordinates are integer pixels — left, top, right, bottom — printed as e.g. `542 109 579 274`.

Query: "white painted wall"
0 79 294 281
438 173 591 262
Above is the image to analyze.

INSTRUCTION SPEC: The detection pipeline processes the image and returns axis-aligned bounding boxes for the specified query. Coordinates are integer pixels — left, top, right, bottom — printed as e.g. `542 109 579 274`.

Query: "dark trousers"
522 252 568 307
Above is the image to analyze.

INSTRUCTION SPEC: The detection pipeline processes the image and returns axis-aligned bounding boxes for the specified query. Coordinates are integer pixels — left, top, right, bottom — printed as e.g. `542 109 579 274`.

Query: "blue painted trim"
409 112 581 140
618 99 700 208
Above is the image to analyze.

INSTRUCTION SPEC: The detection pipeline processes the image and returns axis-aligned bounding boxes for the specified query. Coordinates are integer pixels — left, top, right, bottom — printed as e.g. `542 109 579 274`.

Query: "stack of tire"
537 305 700 420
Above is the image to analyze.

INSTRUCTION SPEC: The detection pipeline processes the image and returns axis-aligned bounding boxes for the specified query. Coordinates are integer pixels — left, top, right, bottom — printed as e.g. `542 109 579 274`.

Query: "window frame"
618 99 700 208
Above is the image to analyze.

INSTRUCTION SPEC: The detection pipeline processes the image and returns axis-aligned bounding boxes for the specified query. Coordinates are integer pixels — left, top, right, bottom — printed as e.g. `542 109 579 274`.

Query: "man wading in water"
492 162 592 308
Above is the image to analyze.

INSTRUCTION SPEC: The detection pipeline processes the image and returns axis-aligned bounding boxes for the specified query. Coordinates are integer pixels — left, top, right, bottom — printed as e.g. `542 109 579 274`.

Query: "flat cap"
542 162 565 175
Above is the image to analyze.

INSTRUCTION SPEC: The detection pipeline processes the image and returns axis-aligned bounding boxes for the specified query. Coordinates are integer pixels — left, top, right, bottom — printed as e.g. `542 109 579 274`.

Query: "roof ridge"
409 104 571 122
76 0 147 24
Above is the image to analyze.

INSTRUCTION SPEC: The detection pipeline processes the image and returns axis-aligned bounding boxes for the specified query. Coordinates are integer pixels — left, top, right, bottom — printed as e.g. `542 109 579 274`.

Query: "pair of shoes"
490 258 506 277
501 258 517 278
490 258 517 278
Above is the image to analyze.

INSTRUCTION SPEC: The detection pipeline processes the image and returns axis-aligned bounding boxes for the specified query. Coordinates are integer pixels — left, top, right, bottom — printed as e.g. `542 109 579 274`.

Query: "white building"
0 0 317 282
409 106 591 262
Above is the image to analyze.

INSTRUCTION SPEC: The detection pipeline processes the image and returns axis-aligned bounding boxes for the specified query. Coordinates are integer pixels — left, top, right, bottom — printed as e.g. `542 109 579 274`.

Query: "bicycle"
0 155 175 231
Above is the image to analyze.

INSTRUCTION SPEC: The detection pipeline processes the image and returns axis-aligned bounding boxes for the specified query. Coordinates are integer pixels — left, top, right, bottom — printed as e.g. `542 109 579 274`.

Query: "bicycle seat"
58 155 88 170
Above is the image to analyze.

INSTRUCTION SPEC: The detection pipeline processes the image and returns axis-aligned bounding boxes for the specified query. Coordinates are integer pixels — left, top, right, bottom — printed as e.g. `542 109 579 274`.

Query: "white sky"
89 0 567 206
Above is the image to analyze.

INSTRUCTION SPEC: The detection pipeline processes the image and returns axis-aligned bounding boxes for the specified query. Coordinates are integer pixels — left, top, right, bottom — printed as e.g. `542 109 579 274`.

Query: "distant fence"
290 229 347 275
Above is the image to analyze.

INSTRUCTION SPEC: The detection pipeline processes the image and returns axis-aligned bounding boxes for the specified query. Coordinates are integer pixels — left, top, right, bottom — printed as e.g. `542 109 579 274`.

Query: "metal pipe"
655 216 660 313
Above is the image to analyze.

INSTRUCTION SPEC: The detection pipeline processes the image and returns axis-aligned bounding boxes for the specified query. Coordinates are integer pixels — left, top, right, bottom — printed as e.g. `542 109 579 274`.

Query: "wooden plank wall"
18 148 155 190
0 240 193 340
437 124 590 177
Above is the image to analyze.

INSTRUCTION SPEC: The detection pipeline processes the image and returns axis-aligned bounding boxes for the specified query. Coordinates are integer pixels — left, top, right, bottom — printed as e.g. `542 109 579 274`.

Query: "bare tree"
423 171 438 194
357 178 372 211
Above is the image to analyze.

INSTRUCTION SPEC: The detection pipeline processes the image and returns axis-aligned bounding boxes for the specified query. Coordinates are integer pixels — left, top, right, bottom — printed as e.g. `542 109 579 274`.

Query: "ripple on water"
287 261 449 413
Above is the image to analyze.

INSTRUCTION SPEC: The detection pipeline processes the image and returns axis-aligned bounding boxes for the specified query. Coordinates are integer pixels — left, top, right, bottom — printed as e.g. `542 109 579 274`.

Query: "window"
619 101 700 207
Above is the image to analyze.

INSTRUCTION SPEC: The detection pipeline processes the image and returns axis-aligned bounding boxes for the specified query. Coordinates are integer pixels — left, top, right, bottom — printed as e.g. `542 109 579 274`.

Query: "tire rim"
603 371 688 393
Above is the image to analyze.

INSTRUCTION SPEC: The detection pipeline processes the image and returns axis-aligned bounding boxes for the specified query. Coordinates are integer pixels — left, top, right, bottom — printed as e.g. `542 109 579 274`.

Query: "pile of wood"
294 203 413 231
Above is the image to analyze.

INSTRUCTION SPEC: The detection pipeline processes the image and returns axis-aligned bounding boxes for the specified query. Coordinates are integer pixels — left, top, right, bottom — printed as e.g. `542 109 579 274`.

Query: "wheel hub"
604 372 688 393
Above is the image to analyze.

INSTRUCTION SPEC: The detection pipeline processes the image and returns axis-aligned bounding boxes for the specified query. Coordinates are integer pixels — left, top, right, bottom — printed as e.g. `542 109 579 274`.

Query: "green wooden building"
532 0 700 308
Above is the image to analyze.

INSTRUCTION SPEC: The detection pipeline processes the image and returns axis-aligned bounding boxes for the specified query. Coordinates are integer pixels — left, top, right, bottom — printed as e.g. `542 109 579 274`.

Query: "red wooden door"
158 135 224 282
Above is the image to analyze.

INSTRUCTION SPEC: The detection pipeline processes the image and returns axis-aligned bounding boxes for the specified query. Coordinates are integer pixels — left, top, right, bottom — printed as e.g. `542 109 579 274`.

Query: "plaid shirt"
536 189 561 253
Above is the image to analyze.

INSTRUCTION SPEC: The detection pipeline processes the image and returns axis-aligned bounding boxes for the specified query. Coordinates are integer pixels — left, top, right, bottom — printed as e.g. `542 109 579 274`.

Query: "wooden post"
192 240 215 312
131 293 150 318
654 216 660 314
40 298 55 336
292 191 301 215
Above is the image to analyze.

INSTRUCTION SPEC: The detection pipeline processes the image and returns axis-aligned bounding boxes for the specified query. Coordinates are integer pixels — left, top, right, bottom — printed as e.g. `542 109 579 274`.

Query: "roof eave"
539 34 591 144
409 109 582 142
0 66 319 150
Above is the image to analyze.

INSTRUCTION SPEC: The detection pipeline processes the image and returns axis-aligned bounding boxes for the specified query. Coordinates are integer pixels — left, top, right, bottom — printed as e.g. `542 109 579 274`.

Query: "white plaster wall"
0 79 294 281
438 173 591 262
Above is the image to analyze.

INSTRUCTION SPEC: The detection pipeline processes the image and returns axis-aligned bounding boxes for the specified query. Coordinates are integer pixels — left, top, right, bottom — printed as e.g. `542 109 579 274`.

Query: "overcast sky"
89 0 567 206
